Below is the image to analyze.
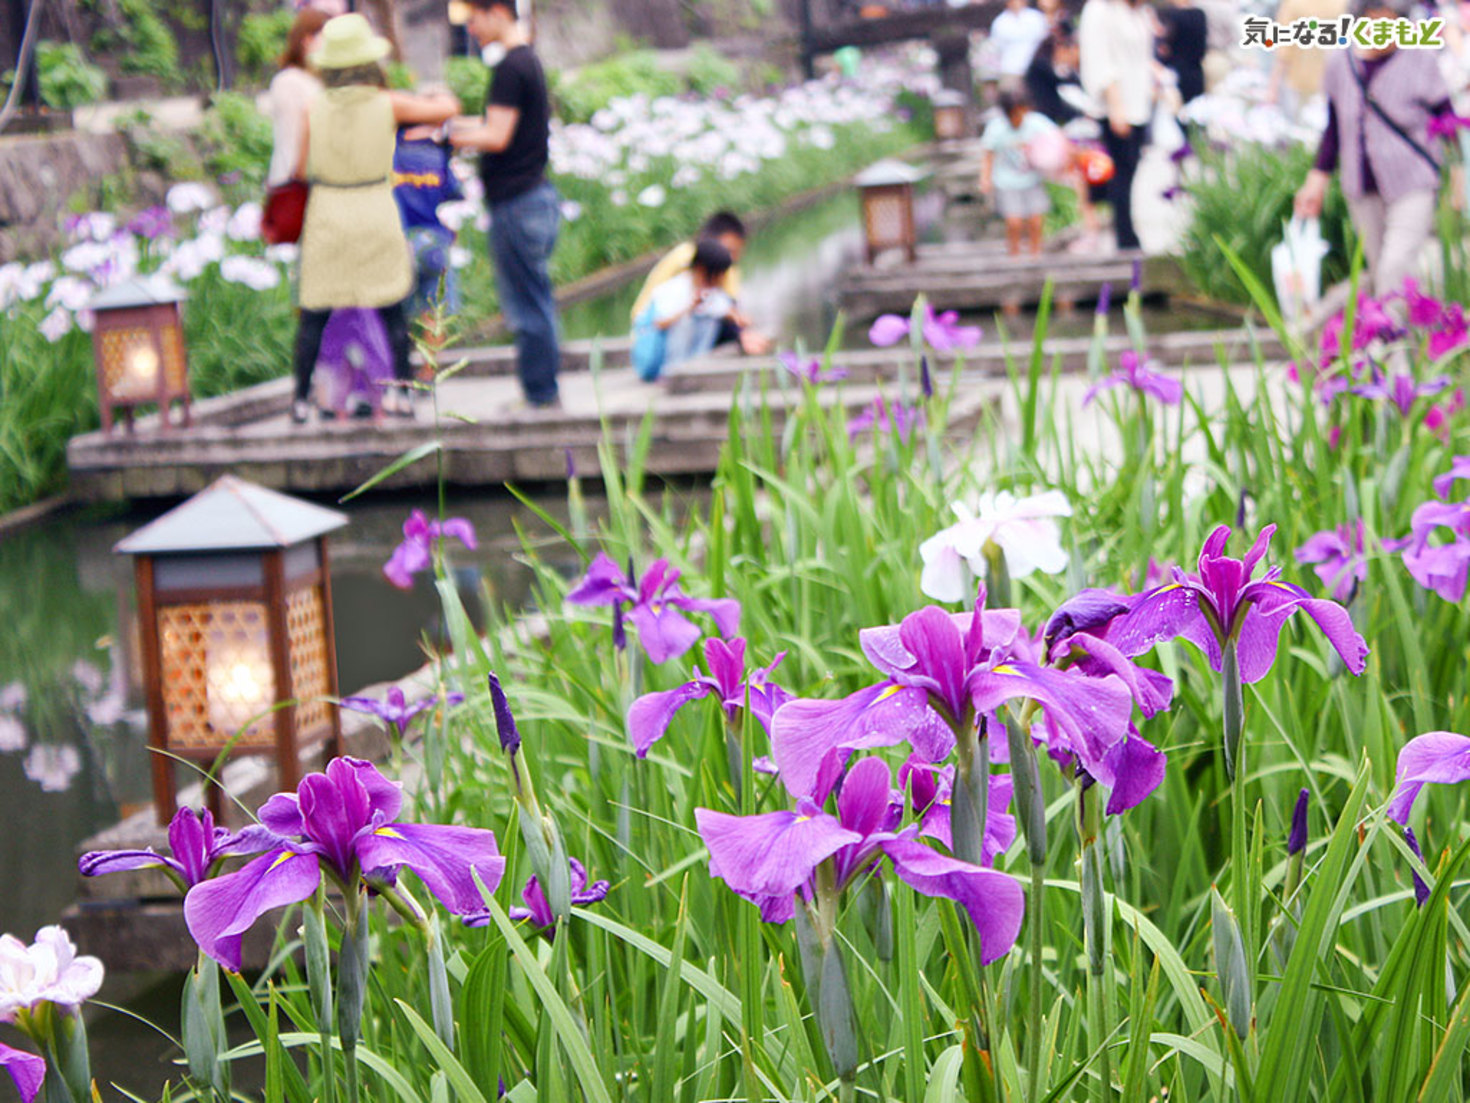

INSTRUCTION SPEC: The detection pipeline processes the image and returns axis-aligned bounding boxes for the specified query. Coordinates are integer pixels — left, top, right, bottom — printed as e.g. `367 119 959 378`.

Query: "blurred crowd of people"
973 0 1470 278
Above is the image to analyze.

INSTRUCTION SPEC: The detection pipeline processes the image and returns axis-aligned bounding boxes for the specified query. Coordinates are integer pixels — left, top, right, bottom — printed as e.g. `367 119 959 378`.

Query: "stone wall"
0 129 129 262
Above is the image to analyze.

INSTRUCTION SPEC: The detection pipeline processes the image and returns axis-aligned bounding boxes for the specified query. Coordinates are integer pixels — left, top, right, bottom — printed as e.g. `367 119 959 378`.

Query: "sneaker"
387 386 416 419
291 399 311 424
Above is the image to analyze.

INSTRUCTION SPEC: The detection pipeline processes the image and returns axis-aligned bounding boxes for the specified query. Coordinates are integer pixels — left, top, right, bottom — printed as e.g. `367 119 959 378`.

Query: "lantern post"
87 275 191 435
116 476 347 823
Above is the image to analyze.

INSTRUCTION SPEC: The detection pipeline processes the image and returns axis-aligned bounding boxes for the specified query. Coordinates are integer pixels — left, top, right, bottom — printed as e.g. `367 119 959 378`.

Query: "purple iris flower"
867 303 983 351
695 755 1025 962
846 395 924 444
1427 112 1470 139
184 757 504 970
384 510 478 591
1169 140 1194 163
1389 500 1470 602
1288 788 1309 856
1161 186 1185 202
1388 730 1470 824
466 858 608 934
1082 350 1183 407
340 685 465 743
1040 630 1172 813
1096 283 1111 315
1432 456 1470 501
566 553 741 664
1109 524 1369 684
0 1044 44 1103
1404 827 1431 907
778 352 848 384
771 593 1136 806
1348 368 1450 417
1428 312 1470 359
488 672 521 755
1043 588 1132 649
900 757 1016 863
1294 520 1367 604
626 637 791 757
1319 296 1400 365
1400 278 1450 329
80 806 278 893
127 205 174 241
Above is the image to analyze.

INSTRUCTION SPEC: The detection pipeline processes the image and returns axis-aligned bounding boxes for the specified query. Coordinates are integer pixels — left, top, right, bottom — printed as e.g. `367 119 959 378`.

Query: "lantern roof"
115 476 347 555
87 274 188 312
854 160 928 187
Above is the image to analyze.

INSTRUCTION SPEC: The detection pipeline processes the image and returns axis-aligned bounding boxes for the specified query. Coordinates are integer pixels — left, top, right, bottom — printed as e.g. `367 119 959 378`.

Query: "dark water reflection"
0 489 600 941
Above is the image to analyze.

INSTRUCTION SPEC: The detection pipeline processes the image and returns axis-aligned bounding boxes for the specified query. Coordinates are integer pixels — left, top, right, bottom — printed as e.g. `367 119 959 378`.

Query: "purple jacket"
1319 49 1450 203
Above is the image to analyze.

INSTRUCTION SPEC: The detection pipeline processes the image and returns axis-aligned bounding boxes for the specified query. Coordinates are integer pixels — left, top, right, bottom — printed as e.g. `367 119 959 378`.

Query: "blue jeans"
489 181 561 405
664 313 722 371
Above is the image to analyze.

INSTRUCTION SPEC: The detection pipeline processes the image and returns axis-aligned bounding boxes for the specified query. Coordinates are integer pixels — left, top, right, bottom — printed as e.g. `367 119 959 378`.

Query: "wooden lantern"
932 90 968 141
87 275 191 434
116 476 347 823
855 160 927 266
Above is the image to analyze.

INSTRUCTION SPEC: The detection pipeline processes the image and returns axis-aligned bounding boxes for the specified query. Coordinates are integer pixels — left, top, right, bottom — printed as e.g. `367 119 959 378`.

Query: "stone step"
667 326 1282 396
66 369 994 501
840 270 1155 316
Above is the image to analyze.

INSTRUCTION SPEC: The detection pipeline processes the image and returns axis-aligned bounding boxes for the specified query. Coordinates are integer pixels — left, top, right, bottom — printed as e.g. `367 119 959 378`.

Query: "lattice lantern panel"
99 327 164 402
286 585 333 741
160 318 187 392
158 601 278 751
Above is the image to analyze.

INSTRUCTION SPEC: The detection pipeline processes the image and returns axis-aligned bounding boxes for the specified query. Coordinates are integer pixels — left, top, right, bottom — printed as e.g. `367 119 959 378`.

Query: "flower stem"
1079 779 1112 1103
1004 714 1049 1101
1222 638 1253 970
1028 860 1046 1100
951 713 989 867
303 893 336 1103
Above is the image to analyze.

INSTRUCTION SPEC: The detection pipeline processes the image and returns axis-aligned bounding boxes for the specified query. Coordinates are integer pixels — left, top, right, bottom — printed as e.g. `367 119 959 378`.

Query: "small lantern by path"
87 275 191 435
115 476 347 824
932 90 967 142
855 159 927 267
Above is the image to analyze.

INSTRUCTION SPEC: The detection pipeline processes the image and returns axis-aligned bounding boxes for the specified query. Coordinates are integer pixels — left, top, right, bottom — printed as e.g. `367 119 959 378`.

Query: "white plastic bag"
1271 217 1329 322
1149 102 1186 154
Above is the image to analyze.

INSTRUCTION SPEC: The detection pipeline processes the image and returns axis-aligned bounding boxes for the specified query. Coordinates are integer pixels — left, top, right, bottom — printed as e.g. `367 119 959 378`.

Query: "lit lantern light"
87 274 191 434
854 159 928 266
116 476 347 823
932 89 968 142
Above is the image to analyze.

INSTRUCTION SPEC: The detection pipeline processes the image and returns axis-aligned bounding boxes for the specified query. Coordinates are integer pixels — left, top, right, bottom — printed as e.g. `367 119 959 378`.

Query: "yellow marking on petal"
374 827 404 839
268 851 298 872
993 663 1020 676
1156 582 1182 593
876 685 904 702
795 815 812 823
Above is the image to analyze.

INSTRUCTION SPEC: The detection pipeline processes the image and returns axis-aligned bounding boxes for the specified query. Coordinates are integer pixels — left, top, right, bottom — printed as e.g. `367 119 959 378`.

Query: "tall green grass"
176 260 1470 1103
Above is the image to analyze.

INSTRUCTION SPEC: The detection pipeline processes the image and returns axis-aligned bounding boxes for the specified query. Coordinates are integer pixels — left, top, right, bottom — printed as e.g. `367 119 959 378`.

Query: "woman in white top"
266 9 330 187
990 0 1052 86
1078 0 1156 250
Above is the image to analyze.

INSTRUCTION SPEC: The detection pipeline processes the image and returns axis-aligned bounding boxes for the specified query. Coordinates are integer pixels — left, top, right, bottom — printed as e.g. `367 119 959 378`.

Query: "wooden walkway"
837 242 1185 316
65 323 1278 503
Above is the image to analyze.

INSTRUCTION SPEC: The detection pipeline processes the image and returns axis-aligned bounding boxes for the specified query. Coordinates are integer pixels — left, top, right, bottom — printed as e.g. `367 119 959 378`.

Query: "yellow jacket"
630 241 743 322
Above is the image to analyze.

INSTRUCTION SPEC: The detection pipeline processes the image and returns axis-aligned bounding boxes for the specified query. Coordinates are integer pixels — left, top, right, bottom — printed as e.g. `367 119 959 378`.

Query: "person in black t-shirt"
1024 22 1083 125
448 0 562 408
1156 0 1207 104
